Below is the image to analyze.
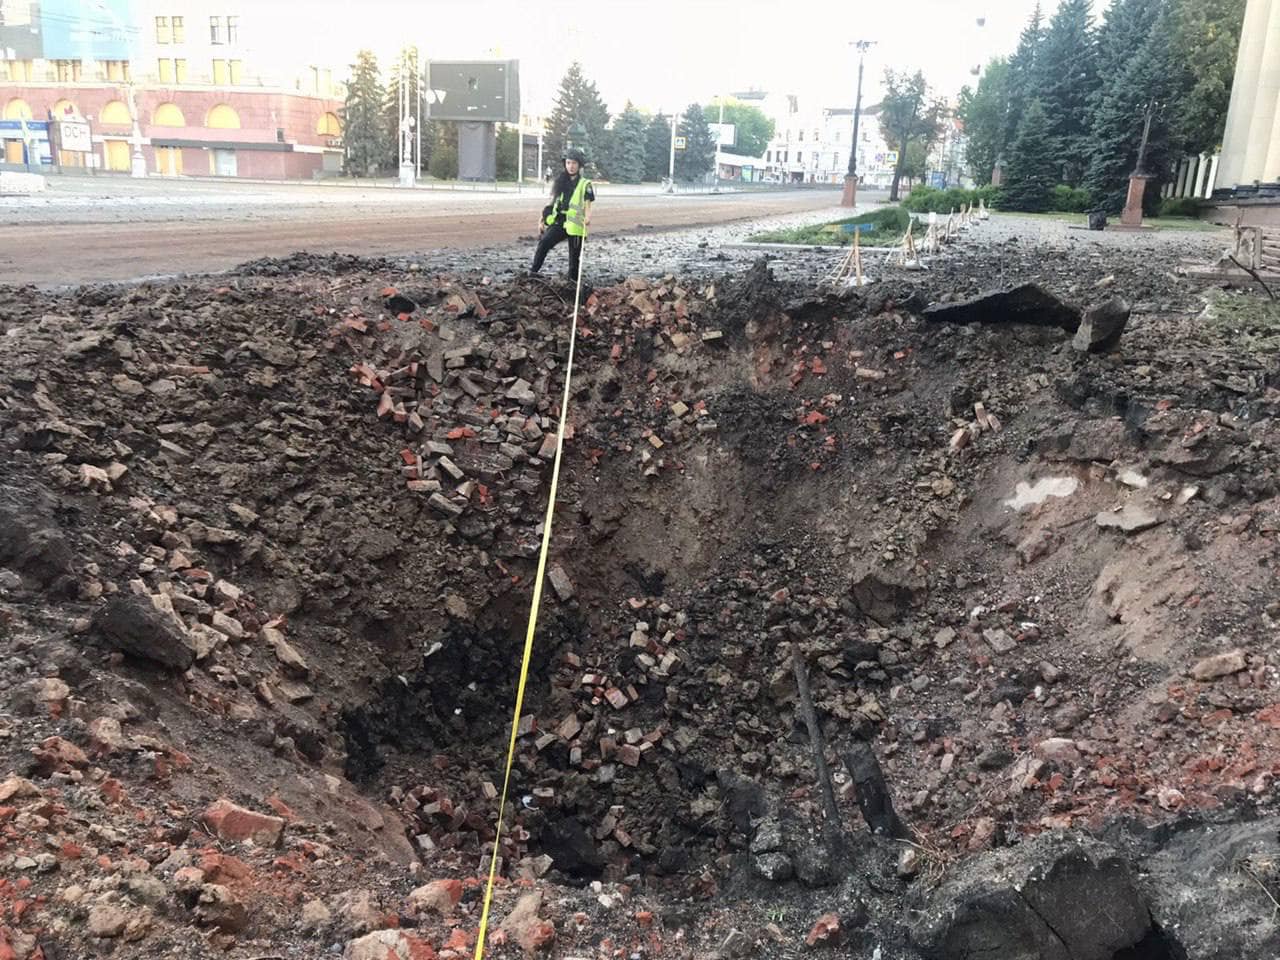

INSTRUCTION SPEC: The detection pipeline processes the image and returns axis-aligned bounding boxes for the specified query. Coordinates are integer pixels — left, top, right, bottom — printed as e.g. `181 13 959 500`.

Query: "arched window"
100 100 131 124
206 104 240 129
4 98 33 121
153 102 185 126
316 112 341 136
50 99 77 119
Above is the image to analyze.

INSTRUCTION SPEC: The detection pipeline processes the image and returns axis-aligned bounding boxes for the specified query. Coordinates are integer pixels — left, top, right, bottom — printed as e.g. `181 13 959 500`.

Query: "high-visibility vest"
545 176 592 237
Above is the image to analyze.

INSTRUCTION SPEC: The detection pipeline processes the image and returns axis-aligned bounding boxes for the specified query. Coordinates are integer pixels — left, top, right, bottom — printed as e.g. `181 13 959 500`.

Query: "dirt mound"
0 242 1278 959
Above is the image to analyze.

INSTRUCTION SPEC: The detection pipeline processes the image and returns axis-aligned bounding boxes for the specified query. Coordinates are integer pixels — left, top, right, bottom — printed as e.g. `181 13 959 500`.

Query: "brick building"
0 0 344 178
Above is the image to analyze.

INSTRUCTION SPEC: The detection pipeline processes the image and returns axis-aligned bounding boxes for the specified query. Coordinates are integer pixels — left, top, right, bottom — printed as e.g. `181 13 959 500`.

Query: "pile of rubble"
1 231 1279 959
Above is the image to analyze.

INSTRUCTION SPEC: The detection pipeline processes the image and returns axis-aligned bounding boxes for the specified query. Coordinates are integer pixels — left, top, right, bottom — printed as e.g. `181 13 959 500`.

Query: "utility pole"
842 40 874 207
668 111 677 185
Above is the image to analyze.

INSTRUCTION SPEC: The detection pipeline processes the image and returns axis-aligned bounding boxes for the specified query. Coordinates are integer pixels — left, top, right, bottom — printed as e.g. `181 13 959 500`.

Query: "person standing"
531 147 594 281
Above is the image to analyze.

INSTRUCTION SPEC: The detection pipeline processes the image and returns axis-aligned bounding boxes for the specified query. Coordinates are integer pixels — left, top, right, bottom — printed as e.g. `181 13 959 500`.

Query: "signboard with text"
708 122 736 147
58 120 91 152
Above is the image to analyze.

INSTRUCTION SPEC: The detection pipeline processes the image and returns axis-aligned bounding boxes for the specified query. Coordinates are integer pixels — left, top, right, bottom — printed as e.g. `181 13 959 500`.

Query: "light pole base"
398 162 417 188
841 175 859 208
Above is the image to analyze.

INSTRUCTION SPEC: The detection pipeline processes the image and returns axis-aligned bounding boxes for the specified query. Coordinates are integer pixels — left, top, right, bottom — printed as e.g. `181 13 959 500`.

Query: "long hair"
551 168 576 198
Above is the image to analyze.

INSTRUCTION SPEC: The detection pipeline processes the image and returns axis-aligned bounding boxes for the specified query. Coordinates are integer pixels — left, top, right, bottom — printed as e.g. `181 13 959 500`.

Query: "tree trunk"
890 136 910 201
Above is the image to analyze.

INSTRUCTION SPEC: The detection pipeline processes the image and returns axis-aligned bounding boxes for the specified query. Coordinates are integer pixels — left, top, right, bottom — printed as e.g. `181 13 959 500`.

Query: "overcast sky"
269 0 1078 116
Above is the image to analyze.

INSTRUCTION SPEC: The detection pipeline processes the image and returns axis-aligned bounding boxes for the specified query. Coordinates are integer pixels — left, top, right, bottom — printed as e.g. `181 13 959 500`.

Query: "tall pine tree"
609 102 648 184
1084 1 1177 212
545 62 610 174
644 112 672 181
1034 0 1099 185
675 103 715 181
1004 3 1045 154
1003 99 1057 211
341 50 390 177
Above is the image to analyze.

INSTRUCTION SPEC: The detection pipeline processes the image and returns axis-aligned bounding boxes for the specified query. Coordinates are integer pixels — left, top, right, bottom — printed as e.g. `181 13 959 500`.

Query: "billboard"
425 60 519 123
2 0 137 61
57 118 90 151
708 123 736 147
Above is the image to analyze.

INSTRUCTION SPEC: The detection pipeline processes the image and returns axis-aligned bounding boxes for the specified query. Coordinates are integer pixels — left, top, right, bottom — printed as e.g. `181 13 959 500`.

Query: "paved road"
0 180 845 286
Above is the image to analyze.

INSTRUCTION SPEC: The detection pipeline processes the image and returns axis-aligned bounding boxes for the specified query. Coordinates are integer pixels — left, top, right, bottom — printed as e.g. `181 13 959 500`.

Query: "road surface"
0 178 845 286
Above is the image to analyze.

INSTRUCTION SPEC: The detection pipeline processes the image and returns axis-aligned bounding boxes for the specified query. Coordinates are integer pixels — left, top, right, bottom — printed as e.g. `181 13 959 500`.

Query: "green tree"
701 98 775 157
384 45 429 172
1084 0 1178 212
608 102 648 183
341 49 390 177
878 69 943 201
958 57 1011 184
1170 0 1246 154
1034 0 1100 184
496 125 518 181
545 62 610 175
1003 99 1057 211
643 112 672 181
428 121 458 180
1004 3 1045 153
675 103 716 181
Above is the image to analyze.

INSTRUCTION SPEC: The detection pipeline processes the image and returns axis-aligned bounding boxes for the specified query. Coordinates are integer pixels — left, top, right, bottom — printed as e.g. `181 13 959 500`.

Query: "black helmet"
564 147 586 164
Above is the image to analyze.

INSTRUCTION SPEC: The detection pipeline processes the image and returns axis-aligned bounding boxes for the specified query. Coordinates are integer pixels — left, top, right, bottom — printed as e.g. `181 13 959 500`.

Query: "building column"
1205 153 1222 198
1220 0 1274 188
1242 0 1280 182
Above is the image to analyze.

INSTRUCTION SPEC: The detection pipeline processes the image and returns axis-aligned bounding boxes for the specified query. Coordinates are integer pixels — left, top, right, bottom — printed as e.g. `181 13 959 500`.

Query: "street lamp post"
842 40 874 208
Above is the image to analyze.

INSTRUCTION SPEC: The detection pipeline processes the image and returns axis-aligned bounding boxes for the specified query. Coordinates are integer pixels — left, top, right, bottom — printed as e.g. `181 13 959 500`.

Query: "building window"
100 100 131 124
158 58 173 83
765 150 771 162
175 59 187 83
153 102 186 126
155 16 170 43
210 15 222 43
172 16 185 43
798 130 804 142
103 60 129 82
206 103 241 129
0 61 33 82
213 59 227 84
316 112 341 136
226 16 238 44
53 60 82 83
229 59 242 85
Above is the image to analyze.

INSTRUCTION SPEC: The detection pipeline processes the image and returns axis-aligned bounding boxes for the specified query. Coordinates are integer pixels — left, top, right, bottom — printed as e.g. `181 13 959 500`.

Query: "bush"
902 185 996 214
1050 184 1092 213
428 144 458 180
1160 196 1204 218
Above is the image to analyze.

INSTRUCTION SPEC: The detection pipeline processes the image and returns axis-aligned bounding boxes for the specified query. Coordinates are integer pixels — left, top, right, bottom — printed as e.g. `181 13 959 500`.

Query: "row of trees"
959 0 1245 213
341 52 774 183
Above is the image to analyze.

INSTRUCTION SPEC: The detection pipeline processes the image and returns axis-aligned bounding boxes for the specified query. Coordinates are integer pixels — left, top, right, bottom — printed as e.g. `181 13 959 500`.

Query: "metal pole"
842 40 872 207
416 61 422 182
716 97 724 185
669 112 677 180
397 58 403 173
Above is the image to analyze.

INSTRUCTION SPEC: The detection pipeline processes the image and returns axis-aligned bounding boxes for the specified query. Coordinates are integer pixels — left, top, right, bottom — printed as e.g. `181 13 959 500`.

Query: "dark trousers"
531 223 582 279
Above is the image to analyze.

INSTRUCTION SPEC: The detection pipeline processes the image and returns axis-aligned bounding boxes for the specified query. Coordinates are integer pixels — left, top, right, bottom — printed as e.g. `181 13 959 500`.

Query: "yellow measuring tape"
473 240 587 959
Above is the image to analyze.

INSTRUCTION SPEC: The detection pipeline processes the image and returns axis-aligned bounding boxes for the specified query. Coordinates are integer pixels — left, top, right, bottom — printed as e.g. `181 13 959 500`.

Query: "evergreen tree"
958 57 1011 184
384 46 429 172
496 125 519 181
341 50 390 177
1003 99 1057 211
545 62 610 175
675 103 715 181
1084 1 1177 212
428 121 458 180
1170 0 1246 154
1034 0 1099 184
609 102 649 184
1004 3 1045 153
643 112 672 181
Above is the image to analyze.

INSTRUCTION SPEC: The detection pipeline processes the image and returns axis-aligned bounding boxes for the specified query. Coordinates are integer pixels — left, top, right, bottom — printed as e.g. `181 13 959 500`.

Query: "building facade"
0 0 344 178
1217 0 1280 194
